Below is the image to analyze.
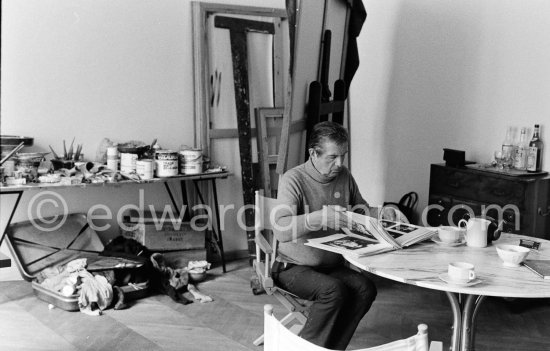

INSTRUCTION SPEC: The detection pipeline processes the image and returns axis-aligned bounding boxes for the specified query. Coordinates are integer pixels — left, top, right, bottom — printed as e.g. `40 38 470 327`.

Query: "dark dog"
102 236 212 306
100 236 154 309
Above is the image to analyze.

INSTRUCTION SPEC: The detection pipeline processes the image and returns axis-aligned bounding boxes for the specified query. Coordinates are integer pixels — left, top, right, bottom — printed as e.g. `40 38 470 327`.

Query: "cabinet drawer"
477 177 527 208
430 165 526 207
430 166 480 200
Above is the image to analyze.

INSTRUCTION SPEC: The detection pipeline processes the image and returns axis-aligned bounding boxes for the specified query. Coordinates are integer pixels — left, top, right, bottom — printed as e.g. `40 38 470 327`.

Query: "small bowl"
496 244 530 267
15 152 48 163
188 270 207 282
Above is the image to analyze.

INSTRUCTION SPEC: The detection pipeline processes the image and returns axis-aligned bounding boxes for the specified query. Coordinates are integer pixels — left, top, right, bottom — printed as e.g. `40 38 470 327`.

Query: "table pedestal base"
446 292 486 351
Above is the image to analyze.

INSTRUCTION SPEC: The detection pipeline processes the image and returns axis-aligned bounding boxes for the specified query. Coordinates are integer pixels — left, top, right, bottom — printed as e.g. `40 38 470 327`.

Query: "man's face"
310 141 348 178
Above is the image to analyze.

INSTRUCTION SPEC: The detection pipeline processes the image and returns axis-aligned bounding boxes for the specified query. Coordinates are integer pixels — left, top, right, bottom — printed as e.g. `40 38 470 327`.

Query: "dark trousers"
273 263 377 350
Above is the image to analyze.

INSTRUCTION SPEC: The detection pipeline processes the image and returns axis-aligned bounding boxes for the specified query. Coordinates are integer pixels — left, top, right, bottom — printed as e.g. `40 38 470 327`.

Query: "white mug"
438 226 462 243
448 262 476 283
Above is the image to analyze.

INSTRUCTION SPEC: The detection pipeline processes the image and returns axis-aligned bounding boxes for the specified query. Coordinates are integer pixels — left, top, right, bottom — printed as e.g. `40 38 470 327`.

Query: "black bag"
383 191 418 223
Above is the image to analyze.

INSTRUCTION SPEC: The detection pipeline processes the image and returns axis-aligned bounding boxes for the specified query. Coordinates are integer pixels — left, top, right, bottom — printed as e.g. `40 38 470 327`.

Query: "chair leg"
253 334 265 346
253 311 307 346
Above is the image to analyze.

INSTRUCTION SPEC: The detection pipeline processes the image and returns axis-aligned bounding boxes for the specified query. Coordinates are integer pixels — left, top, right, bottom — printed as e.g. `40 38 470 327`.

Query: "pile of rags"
39 258 115 316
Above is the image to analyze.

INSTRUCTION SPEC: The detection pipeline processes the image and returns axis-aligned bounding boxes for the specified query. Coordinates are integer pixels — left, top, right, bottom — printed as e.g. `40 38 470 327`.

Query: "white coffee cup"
438 226 462 243
448 262 476 283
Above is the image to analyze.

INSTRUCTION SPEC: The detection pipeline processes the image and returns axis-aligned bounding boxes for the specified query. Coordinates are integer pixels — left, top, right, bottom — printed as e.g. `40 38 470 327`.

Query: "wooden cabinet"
427 164 550 239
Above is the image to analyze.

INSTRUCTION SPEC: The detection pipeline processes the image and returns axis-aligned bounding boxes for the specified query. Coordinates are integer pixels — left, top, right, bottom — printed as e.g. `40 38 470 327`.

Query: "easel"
304 29 348 160
255 108 305 199
214 16 276 257
275 0 352 171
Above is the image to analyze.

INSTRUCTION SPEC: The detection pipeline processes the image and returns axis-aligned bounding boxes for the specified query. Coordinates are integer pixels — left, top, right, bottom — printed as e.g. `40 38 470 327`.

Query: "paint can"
179 149 203 174
120 152 138 173
106 146 119 172
136 159 154 180
155 150 178 177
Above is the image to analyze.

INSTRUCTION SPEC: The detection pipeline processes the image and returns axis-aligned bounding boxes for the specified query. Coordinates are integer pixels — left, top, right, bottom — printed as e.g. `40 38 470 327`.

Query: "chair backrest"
254 107 287 198
263 304 437 351
255 189 281 232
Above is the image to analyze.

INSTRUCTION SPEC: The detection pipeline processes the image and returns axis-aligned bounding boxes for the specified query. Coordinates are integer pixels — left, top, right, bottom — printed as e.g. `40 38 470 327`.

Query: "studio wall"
351 0 550 223
0 0 285 280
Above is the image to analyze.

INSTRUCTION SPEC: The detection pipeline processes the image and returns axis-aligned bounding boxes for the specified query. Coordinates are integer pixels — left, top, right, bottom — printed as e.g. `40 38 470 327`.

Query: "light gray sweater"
274 159 368 267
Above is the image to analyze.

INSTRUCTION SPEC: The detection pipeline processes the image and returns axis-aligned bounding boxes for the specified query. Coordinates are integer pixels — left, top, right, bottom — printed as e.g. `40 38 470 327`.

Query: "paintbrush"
63 140 67 159
0 142 25 166
67 137 75 160
49 145 60 159
74 144 82 161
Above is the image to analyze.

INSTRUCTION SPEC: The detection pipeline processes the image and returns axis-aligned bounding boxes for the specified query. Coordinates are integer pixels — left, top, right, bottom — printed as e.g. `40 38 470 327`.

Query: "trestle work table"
0 170 230 272
345 233 550 351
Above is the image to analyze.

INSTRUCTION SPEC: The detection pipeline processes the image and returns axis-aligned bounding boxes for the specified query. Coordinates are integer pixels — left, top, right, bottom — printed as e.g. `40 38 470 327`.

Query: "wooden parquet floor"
1 258 549 350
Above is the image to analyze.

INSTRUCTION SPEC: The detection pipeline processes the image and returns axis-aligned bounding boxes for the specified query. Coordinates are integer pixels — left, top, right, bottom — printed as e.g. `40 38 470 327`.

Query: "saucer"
438 273 482 287
431 236 466 247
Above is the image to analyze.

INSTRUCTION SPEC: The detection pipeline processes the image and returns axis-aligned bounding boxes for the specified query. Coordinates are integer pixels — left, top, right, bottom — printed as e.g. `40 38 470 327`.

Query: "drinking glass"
502 153 513 169
494 151 504 169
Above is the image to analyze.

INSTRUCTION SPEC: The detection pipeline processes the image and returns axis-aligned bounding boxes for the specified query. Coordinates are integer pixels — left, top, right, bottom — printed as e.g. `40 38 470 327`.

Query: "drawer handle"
447 181 459 188
539 207 550 217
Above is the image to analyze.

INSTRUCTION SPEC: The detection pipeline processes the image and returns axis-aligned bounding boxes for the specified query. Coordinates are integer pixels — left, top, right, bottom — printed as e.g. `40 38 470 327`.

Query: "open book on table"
305 212 437 257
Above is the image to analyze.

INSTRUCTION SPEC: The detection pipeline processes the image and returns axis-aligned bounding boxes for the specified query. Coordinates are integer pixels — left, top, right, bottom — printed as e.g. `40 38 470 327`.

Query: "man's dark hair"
308 121 349 153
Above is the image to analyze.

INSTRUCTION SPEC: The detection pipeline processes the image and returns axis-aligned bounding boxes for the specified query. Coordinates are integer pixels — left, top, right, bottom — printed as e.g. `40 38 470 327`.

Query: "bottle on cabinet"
513 127 529 170
527 124 544 172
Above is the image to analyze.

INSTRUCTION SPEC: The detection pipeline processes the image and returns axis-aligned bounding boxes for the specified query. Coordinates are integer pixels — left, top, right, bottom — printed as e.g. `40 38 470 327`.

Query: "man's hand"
306 205 350 231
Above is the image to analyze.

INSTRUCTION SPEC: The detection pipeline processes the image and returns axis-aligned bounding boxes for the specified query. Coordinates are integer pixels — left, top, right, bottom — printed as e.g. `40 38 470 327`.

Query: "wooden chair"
252 190 312 346
263 304 443 351
252 190 439 349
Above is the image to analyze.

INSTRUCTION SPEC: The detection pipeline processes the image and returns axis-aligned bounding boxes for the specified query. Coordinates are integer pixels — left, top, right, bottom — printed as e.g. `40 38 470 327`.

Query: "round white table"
344 233 550 351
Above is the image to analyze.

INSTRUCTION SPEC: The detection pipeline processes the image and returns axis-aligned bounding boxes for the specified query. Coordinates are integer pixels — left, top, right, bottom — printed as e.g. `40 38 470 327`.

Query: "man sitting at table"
273 121 389 350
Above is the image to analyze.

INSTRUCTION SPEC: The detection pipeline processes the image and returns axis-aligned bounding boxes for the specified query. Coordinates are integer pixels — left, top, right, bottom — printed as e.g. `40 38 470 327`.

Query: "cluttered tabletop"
0 135 229 191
